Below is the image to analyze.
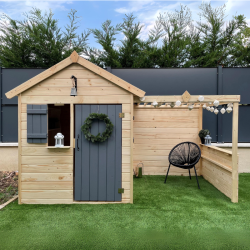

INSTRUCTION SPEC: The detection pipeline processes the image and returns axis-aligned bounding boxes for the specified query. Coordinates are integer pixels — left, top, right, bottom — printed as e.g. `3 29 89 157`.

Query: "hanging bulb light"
214 109 219 115
203 104 207 109
198 96 204 102
206 106 210 111
213 100 220 107
140 96 145 102
175 100 181 107
170 102 175 108
210 107 214 112
221 107 226 114
188 104 194 111
227 103 233 108
152 101 158 108
226 106 232 113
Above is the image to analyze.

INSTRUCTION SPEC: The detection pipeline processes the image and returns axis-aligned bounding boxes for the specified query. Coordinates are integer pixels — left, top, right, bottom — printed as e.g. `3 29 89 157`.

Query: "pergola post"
232 102 239 203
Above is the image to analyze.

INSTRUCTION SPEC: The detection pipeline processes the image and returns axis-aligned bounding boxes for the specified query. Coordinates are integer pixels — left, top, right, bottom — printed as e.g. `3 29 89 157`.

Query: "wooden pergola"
134 91 240 203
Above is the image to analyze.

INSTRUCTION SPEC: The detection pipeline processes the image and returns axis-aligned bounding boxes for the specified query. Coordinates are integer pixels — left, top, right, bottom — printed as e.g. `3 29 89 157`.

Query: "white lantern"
203 104 207 109
214 109 219 115
140 97 145 102
175 100 181 106
227 103 233 108
210 107 214 112
220 108 226 114
204 135 212 145
226 107 232 113
198 96 204 102
206 106 210 111
213 100 220 107
54 133 64 147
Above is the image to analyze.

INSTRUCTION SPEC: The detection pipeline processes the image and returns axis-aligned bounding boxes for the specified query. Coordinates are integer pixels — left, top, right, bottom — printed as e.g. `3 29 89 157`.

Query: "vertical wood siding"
20 64 132 204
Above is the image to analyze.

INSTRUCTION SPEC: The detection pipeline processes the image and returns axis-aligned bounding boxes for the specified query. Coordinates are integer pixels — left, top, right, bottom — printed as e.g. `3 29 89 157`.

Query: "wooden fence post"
232 102 239 203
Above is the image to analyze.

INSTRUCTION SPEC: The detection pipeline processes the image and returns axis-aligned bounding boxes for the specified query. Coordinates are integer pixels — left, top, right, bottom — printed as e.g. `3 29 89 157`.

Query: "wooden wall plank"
22 156 73 165
22 164 73 173
21 95 131 104
22 182 73 190
22 173 73 182
22 190 73 199
22 147 73 156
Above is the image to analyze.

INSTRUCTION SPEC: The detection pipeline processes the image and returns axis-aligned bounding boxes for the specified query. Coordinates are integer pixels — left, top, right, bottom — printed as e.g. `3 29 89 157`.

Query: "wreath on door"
81 113 114 143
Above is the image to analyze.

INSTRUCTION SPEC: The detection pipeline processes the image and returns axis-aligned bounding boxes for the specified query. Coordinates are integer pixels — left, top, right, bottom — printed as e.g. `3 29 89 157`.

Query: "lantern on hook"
70 75 77 96
204 135 212 146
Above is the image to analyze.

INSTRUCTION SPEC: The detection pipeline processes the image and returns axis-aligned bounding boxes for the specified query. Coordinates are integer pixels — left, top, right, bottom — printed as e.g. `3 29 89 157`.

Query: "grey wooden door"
74 105 122 201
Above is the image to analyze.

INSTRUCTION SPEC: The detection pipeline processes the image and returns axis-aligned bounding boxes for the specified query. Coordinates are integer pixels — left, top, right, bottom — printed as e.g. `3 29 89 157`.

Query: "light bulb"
206 106 210 111
226 107 232 113
203 104 207 109
214 109 219 115
140 97 145 102
213 100 220 107
221 108 226 114
198 96 204 102
152 101 158 107
188 104 194 111
210 107 214 112
175 100 181 107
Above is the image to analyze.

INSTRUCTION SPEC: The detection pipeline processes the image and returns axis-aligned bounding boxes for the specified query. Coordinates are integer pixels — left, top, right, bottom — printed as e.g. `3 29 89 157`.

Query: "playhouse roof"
5 51 146 99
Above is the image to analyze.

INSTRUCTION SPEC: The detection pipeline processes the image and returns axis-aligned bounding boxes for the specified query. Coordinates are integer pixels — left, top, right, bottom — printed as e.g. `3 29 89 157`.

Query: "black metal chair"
164 142 201 189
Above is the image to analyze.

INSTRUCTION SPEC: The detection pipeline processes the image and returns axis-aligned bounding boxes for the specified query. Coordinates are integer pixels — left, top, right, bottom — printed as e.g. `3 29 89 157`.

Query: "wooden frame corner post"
232 102 239 203
130 95 134 203
18 94 22 204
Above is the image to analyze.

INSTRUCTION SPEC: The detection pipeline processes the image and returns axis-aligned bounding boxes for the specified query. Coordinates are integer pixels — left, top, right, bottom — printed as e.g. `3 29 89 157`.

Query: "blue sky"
0 1 250 49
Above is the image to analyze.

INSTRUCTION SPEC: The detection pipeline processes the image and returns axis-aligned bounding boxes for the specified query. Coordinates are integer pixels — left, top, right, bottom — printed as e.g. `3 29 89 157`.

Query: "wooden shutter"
27 105 47 143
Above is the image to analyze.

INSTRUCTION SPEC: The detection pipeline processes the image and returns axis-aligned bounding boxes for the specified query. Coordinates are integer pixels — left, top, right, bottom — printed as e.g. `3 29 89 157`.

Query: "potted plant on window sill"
198 129 210 144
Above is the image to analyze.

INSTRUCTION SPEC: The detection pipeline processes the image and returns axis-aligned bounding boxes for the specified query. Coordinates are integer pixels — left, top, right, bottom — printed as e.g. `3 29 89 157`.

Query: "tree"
156 5 193 67
0 8 90 68
189 3 247 67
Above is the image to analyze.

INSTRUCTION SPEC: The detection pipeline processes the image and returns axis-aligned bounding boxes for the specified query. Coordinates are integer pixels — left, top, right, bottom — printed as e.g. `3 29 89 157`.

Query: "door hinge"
118 188 124 194
119 113 125 118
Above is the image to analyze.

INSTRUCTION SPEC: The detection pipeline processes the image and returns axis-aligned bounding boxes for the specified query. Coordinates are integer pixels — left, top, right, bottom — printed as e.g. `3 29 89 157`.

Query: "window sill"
211 143 250 148
0 143 18 147
46 146 71 149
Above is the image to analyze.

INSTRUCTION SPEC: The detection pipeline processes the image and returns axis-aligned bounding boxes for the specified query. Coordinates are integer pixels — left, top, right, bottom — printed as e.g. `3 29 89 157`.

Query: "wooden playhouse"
6 51 240 204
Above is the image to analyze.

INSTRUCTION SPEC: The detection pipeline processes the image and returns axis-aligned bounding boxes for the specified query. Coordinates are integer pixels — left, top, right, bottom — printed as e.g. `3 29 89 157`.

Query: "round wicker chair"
164 142 201 189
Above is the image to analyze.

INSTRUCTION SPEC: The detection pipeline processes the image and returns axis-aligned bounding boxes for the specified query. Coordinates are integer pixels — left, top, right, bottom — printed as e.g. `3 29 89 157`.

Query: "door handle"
77 134 80 151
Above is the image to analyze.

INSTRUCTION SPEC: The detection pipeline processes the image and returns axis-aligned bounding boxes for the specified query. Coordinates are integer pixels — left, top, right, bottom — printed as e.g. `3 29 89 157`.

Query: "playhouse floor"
1 175 250 249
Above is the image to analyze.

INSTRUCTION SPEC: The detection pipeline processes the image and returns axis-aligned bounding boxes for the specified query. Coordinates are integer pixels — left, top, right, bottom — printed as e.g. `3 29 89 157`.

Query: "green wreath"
81 113 114 143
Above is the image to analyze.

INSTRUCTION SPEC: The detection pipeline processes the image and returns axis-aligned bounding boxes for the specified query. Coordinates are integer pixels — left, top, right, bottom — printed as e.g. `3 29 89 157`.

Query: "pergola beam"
134 95 240 104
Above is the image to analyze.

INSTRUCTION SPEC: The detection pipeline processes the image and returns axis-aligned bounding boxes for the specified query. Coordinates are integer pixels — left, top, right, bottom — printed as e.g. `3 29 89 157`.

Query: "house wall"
18 64 133 204
133 106 201 176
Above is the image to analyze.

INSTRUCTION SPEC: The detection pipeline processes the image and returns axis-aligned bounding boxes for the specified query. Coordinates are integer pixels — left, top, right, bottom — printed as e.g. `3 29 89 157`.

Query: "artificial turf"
1 174 250 249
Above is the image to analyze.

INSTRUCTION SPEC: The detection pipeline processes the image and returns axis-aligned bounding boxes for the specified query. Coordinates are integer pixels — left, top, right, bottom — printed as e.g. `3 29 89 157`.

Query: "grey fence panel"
2 68 45 105
110 68 218 95
222 105 250 143
2 106 18 142
223 68 250 104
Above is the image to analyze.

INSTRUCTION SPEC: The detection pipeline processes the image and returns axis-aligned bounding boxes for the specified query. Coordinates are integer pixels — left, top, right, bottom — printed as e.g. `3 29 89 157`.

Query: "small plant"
198 129 210 144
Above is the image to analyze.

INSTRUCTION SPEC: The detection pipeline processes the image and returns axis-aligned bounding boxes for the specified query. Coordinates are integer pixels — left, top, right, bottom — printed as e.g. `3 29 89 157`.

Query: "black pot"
200 137 205 144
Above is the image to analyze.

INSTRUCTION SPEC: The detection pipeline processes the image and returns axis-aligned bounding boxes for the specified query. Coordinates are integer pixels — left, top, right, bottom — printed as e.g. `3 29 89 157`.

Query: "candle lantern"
54 133 64 147
204 135 212 146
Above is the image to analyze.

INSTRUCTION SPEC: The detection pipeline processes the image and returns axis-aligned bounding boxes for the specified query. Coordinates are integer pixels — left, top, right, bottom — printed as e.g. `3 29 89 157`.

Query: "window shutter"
27 105 47 143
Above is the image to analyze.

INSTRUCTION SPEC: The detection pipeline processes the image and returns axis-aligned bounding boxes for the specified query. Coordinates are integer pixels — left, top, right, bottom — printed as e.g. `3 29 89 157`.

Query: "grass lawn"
1 174 250 249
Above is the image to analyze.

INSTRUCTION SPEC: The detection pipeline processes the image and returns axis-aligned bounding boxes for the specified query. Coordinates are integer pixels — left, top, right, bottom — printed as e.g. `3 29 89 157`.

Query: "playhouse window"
48 104 70 146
